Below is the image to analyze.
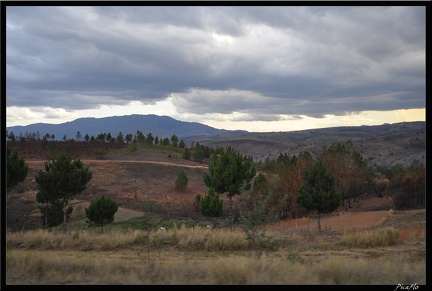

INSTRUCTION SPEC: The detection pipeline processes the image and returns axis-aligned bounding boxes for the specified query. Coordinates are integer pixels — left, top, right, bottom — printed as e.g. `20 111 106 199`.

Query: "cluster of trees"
182 142 224 163
194 145 333 233
370 164 425 209
7 147 119 233
261 140 425 218
259 141 363 220
270 151 314 219
209 153 340 253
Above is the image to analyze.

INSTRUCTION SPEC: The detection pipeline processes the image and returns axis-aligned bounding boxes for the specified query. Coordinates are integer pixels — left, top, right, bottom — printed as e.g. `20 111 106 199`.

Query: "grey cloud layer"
6 6 425 119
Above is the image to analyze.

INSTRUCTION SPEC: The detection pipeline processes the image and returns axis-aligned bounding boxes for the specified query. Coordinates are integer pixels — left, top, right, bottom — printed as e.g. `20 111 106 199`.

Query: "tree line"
6 129 185 147
6 129 227 164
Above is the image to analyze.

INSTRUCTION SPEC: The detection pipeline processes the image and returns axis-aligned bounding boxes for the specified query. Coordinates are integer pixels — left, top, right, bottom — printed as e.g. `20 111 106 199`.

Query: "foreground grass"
6 226 426 285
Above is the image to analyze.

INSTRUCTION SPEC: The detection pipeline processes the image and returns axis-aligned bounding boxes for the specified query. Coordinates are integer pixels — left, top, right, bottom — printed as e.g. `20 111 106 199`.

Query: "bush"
94 149 108 159
175 169 188 192
85 196 118 232
6 147 29 192
199 188 223 217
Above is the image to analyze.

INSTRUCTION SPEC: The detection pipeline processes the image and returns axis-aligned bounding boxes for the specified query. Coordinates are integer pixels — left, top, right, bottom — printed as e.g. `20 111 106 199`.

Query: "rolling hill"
6 115 425 168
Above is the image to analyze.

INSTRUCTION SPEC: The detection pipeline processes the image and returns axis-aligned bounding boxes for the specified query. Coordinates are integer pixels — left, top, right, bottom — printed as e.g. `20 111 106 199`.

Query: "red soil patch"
271 210 391 234
399 228 425 241
6 144 425 236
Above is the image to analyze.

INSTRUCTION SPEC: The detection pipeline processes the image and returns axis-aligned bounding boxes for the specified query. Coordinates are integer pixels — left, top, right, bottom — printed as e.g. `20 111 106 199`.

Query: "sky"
5 5 426 132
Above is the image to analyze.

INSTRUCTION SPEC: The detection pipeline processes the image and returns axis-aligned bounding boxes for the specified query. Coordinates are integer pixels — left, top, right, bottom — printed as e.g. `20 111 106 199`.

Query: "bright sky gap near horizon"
6 6 425 132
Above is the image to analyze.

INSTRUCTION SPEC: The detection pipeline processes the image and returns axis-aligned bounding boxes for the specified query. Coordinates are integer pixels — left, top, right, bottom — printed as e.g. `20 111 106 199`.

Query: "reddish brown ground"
6 142 426 240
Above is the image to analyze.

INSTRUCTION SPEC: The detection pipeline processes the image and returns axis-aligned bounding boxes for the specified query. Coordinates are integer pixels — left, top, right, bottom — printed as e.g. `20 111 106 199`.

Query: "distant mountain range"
6 114 245 142
6 114 425 168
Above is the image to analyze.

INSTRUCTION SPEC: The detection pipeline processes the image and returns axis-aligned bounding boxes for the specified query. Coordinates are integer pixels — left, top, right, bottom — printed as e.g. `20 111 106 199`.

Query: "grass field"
6 218 426 285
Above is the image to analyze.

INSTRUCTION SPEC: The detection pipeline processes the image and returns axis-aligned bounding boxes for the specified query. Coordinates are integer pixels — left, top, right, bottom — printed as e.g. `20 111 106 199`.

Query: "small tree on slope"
85 196 118 233
198 187 223 217
175 169 189 192
297 158 340 232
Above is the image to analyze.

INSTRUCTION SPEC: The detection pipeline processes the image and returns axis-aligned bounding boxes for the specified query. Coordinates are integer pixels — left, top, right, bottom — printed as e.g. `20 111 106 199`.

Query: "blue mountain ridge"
6 114 246 142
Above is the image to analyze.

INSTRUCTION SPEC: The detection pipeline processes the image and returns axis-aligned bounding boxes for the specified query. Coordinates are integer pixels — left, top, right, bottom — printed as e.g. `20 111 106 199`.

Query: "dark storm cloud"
6 6 425 119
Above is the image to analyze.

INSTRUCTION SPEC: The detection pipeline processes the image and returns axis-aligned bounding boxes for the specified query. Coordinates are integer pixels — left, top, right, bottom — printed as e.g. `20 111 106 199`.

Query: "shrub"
94 149 108 159
175 169 188 192
85 196 118 233
199 188 223 217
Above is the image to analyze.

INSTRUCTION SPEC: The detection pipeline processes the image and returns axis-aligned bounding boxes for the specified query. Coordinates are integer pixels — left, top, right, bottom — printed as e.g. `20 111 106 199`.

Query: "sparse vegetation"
5 123 425 284
239 174 282 258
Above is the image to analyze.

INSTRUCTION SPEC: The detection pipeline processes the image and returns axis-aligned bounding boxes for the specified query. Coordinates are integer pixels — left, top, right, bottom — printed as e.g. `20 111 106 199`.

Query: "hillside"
198 121 426 168
5 120 426 233
6 137 425 234
6 116 426 169
6 143 210 232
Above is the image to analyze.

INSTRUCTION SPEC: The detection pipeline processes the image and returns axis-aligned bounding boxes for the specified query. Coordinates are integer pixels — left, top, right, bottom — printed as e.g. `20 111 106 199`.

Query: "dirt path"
85 159 209 169
25 159 209 169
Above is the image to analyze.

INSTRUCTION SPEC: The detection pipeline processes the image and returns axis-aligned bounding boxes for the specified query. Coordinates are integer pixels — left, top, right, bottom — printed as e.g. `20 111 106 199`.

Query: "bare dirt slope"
5 142 426 239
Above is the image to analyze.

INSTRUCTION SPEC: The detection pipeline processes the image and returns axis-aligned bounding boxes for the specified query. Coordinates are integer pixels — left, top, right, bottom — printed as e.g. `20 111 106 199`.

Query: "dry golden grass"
6 226 426 285
341 227 401 248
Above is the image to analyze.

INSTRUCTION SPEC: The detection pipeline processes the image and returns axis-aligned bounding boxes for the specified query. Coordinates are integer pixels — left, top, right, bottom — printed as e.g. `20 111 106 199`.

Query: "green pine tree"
183 147 191 160
297 159 340 232
199 187 223 217
175 169 189 192
35 154 92 233
6 147 29 192
203 147 256 229
85 196 118 233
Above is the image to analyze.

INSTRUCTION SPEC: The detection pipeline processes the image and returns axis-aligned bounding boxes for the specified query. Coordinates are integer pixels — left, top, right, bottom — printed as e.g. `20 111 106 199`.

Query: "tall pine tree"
36 154 92 233
297 159 340 232
203 147 256 230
